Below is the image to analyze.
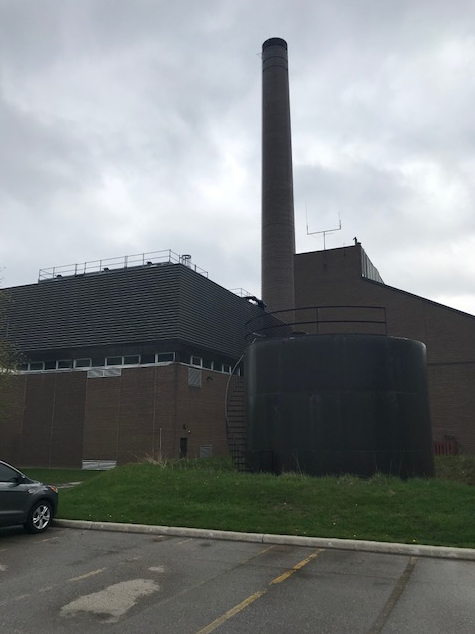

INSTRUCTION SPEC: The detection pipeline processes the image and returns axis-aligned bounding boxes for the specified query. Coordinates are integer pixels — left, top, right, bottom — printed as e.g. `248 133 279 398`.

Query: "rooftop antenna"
306 208 342 250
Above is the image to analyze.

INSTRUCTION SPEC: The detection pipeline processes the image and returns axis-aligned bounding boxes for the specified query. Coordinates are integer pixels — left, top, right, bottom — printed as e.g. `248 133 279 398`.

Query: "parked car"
0 460 58 533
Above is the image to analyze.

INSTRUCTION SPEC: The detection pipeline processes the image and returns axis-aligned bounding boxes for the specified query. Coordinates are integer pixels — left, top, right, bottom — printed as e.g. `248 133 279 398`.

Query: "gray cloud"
1 0 475 312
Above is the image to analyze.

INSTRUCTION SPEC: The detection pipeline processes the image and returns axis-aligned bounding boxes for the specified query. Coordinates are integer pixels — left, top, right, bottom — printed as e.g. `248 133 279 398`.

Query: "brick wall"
0 363 231 467
174 365 230 460
83 374 121 461
84 364 229 464
294 245 475 453
0 374 26 464
1 372 86 468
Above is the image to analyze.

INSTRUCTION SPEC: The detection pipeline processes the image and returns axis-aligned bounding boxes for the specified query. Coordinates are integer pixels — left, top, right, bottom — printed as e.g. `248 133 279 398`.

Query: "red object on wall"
433 440 458 456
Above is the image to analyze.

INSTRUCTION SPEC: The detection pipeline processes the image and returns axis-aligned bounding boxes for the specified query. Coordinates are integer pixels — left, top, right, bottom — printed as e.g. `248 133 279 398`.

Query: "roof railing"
245 305 388 342
38 250 208 281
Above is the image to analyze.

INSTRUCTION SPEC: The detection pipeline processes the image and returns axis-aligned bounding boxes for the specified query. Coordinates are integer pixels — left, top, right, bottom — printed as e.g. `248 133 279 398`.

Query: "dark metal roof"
3 263 264 359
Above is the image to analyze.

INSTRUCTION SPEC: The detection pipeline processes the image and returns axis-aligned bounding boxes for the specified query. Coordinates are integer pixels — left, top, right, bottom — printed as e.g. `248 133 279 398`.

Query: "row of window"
189 356 232 374
18 353 237 375
19 352 173 372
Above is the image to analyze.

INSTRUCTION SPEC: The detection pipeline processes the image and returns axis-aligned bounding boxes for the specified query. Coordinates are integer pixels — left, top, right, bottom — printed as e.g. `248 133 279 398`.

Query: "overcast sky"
1 0 475 314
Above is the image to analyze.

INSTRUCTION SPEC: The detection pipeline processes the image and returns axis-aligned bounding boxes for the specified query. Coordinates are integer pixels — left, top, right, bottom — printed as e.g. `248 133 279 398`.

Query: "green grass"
21 468 103 484
434 455 475 487
41 456 475 549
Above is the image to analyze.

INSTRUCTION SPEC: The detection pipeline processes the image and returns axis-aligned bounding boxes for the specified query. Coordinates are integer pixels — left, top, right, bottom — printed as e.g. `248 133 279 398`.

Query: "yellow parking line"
195 550 322 634
270 550 322 585
195 589 267 634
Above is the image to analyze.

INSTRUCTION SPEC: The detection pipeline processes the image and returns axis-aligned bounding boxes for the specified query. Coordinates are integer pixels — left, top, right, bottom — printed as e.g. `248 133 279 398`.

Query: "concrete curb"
54 519 475 562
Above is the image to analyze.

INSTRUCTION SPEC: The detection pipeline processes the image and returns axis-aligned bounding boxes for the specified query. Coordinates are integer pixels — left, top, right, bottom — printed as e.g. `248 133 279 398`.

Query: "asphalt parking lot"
1 525 475 633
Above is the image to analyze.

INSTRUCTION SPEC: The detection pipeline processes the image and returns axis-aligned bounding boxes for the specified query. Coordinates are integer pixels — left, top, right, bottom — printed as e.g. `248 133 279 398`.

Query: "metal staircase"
225 375 250 472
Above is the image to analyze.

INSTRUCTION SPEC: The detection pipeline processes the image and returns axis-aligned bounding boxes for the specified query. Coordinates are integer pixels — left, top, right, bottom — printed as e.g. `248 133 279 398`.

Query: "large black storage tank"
245 334 434 478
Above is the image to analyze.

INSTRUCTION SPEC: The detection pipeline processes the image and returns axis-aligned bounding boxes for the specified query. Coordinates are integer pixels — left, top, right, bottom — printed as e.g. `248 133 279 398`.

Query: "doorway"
179 437 188 459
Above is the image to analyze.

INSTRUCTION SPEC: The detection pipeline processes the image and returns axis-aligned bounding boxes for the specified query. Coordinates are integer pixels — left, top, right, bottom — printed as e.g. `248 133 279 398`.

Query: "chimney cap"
262 37 287 51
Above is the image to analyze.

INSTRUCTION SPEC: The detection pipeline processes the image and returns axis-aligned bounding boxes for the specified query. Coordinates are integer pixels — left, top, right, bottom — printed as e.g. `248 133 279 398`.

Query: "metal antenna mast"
306 210 342 250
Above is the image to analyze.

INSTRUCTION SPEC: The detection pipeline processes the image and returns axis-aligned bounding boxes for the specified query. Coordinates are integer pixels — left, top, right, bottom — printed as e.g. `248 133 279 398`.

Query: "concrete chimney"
261 37 295 315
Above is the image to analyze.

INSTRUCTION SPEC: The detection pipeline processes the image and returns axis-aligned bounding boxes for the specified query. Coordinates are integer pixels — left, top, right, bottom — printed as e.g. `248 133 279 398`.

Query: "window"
157 352 174 363
20 352 181 371
106 356 122 366
202 359 213 370
191 356 202 367
75 358 92 368
0 463 17 482
221 364 231 374
29 362 44 371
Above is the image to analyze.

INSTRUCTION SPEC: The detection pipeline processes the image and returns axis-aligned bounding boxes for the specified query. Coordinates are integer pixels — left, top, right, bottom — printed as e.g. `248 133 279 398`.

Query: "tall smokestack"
261 37 295 315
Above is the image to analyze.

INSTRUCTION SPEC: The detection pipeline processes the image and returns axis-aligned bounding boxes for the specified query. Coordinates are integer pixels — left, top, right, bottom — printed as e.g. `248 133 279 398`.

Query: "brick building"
2 244 475 467
1 251 262 468
293 244 475 454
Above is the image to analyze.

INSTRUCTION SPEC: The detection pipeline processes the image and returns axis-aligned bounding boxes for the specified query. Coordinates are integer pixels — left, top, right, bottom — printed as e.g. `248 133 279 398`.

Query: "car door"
0 463 31 526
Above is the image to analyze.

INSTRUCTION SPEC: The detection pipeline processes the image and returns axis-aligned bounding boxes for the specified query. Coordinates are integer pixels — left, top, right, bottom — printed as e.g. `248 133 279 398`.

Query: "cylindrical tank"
245 334 434 478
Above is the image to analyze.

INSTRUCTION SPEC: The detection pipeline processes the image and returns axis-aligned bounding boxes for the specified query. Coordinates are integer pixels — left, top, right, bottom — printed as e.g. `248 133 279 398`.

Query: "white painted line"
0 586 54 608
0 593 30 608
69 568 105 582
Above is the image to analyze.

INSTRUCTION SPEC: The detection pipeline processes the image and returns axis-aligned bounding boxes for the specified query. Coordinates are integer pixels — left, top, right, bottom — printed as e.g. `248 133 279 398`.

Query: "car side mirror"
14 474 27 484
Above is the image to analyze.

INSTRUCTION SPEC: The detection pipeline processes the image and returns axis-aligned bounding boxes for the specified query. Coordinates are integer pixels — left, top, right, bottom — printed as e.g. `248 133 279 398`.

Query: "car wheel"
24 500 53 533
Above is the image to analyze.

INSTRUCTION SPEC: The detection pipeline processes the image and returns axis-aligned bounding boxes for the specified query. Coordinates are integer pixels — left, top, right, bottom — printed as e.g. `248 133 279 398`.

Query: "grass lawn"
22 468 102 484
24 456 475 549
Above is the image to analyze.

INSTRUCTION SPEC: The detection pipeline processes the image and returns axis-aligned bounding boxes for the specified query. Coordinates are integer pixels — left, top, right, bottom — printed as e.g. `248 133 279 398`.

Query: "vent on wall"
188 367 202 388
87 368 122 379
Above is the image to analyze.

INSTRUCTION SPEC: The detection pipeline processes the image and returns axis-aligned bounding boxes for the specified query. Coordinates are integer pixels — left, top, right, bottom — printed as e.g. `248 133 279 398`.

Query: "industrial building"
1 37 474 469
252 38 470 472
0 251 263 467
293 244 475 455
2 240 474 468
